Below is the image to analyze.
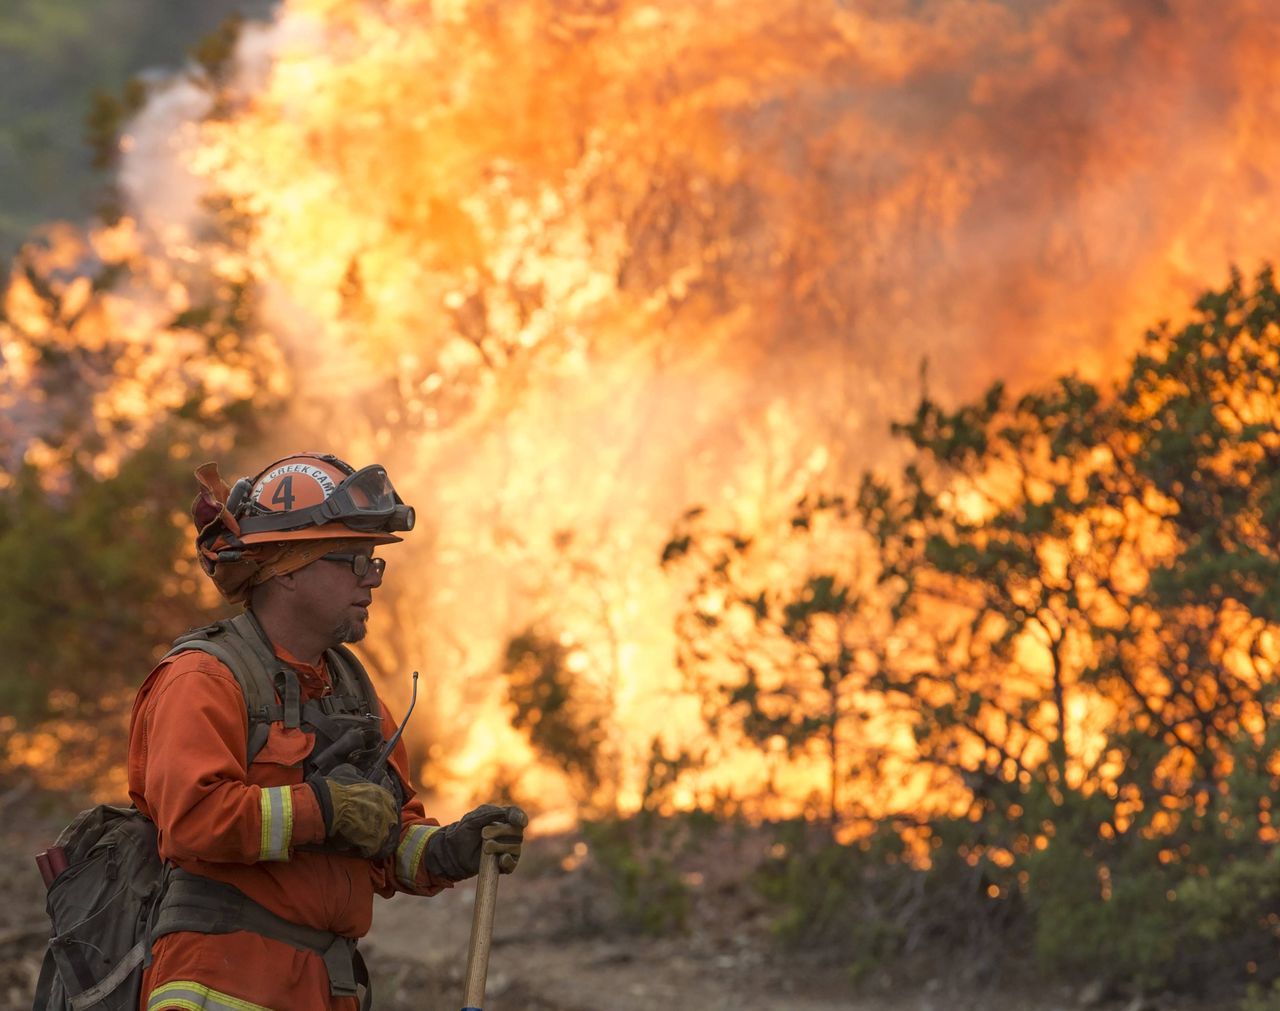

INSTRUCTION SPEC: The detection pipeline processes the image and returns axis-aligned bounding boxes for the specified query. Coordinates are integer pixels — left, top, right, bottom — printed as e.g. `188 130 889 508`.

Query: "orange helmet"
191 453 413 602
223 452 415 546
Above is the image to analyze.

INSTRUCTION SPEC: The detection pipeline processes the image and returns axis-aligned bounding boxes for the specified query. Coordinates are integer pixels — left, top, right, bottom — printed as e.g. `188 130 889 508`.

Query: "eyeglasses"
320 553 386 578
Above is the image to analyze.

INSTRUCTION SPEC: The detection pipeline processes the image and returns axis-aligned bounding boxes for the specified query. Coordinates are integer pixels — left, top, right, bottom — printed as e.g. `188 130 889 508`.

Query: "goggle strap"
237 504 333 534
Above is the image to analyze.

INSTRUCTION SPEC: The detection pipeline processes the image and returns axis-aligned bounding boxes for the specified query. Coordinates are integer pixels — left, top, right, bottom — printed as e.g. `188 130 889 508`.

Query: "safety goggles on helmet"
233 459 415 537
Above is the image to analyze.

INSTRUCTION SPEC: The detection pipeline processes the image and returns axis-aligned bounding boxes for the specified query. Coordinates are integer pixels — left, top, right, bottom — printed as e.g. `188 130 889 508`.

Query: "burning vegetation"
5 0 1280 1000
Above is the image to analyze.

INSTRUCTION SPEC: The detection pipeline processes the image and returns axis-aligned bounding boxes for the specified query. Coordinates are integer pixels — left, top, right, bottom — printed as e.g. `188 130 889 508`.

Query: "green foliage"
572 765 723 936
669 267 1280 998
755 819 1027 984
0 204 275 727
580 814 693 936
0 1 269 257
1022 799 1280 994
636 736 703 815
0 435 224 720
663 494 897 829
85 78 150 172
1242 979 1280 1011
502 626 608 802
190 14 246 84
860 266 1280 993
1121 266 1280 620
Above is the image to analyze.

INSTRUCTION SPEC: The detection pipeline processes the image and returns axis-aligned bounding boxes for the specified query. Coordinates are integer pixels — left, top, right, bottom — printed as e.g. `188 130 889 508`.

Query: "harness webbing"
162 610 381 764
153 871 371 1011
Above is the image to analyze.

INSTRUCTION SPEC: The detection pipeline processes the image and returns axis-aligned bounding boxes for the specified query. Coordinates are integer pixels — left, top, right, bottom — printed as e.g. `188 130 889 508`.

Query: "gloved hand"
425 804 527 880
308 763 401 859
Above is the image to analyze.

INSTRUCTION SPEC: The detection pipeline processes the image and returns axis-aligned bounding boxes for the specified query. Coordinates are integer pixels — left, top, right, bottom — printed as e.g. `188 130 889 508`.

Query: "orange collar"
274 643 332 696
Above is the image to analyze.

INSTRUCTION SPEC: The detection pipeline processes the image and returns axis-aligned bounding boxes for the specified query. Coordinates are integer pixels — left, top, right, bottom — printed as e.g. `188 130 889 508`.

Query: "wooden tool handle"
461 849 501 1010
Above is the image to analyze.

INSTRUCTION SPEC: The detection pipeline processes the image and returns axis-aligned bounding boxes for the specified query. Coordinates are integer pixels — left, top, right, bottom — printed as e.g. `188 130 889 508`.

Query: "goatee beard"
333 619 367 644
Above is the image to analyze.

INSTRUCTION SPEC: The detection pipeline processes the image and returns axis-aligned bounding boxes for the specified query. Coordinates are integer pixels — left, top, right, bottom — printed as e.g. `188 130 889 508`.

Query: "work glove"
308 763 401 859
425 804 527 880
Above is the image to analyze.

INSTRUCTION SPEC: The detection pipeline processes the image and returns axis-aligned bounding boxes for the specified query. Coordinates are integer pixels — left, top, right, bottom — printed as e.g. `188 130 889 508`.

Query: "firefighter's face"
295 545 384 645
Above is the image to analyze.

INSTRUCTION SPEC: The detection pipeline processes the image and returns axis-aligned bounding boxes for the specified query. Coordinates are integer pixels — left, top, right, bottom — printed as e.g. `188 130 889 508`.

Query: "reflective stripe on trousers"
147 980 274 1011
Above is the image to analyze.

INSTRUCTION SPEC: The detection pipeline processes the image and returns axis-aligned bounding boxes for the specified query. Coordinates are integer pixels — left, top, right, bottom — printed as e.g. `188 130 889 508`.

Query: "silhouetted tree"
663 497 909 833
859 267 1280 987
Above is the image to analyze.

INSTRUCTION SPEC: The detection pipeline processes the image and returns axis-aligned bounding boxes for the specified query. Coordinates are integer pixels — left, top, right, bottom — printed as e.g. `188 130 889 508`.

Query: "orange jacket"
128 640 451 1011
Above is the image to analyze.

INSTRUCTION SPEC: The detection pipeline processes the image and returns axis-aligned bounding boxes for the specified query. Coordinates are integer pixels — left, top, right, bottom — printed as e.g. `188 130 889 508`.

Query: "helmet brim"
236 522 404 546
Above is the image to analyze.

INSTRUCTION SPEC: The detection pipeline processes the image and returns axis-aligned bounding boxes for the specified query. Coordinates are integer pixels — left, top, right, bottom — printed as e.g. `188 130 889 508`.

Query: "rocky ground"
0 778 1227 1011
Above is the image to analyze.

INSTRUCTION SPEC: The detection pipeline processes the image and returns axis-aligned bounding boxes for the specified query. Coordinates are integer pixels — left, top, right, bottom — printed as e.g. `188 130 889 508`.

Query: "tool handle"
461 844 501 1010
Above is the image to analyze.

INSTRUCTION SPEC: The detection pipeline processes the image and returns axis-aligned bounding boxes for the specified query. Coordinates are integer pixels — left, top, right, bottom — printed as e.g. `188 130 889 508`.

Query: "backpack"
31 612 384 1011
31 806 162 1010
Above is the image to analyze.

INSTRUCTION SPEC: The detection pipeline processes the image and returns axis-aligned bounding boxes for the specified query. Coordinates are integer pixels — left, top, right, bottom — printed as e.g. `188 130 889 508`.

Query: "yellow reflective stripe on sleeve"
146 980 274 1011
257 785 293 861
396 823 439 887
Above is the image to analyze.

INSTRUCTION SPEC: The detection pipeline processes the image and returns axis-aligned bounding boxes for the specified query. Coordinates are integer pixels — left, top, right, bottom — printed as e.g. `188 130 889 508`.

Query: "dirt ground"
0 779 1221 1011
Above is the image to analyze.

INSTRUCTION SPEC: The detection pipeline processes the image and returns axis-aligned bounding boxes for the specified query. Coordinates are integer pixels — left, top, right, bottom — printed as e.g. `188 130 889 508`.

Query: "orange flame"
8 0 1280 826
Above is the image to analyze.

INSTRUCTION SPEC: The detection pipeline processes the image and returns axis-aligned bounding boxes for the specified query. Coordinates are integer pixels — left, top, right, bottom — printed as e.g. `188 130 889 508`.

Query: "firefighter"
127 452 525 1011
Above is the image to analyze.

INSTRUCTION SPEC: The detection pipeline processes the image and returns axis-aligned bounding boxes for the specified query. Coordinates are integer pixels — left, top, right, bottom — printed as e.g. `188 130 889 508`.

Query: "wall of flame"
6 0 1280 826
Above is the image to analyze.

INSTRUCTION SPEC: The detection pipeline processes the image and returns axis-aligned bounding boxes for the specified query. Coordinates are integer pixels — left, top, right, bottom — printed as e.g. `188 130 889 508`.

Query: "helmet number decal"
251 462 340 514
271 476 296 511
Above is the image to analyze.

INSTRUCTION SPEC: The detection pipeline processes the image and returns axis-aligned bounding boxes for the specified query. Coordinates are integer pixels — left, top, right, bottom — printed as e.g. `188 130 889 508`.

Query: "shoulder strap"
325 647 407 806
163 615 279 714
226 612 289 713
162 616 380 766
163 612 292 763
325 644 381 716
232 612 311 730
